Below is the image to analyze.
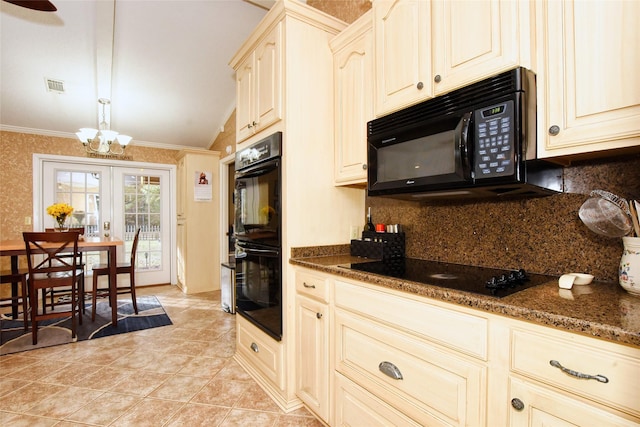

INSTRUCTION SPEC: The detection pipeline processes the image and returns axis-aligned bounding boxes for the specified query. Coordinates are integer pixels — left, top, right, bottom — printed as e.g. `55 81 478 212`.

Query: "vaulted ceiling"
0 0 271 150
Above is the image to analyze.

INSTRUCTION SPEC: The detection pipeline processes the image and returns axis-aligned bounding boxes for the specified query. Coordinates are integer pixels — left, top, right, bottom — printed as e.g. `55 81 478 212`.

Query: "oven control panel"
235 132 282 171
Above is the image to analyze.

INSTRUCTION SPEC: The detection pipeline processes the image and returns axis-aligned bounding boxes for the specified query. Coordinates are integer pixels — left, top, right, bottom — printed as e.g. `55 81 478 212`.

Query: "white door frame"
33 153 178 285
219 152 235 265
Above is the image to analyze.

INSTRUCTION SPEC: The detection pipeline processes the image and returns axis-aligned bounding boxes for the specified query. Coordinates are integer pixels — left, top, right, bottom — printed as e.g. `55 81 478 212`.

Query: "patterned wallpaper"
0 131 179 245
307 0 371 24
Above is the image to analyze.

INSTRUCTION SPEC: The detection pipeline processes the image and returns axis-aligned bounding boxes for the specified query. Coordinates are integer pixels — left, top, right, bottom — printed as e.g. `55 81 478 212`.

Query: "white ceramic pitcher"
619 237 640 295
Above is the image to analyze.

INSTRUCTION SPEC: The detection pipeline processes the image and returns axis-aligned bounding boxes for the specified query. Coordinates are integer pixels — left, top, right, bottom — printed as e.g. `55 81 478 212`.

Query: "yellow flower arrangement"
46 203 74 229
260 205 276 221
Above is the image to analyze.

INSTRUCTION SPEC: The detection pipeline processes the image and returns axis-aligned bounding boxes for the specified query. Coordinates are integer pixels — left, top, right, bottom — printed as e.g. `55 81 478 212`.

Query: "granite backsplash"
365 153 640 283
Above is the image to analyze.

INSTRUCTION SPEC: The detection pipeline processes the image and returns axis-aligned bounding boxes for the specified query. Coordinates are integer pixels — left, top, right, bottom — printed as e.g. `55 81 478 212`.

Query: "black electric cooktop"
339 258 556 298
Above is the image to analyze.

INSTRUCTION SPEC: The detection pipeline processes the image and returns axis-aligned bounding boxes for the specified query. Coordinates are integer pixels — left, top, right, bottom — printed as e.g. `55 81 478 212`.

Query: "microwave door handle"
459 112 473 177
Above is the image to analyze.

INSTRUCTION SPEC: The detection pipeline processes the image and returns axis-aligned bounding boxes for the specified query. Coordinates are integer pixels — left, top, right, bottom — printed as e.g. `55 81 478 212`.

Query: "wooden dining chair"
91 228 141 321
23 231 85 345
0 269 29 331
42 227 86 313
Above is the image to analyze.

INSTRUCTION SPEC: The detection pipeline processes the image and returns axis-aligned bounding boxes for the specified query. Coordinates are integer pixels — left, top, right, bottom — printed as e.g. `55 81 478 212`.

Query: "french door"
38 156 173 286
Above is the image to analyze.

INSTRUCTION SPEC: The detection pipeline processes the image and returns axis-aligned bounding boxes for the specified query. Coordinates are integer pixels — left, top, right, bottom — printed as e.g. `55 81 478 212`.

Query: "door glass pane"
53 169 102 268
123 174 162 271
54 169 101 237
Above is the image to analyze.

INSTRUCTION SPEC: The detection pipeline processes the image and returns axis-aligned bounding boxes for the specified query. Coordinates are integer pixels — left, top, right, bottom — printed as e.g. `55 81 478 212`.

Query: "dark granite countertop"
290 250 640 349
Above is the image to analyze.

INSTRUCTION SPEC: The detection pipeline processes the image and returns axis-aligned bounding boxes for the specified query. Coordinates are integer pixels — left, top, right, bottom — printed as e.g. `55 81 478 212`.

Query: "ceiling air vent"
45 78 65 93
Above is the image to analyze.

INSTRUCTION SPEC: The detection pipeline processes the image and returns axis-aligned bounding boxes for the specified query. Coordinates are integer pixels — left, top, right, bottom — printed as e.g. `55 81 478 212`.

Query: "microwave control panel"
473 100 515 179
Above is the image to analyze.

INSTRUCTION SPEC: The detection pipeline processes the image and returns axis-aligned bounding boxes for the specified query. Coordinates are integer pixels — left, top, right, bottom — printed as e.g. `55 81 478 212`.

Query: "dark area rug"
0 295 172 356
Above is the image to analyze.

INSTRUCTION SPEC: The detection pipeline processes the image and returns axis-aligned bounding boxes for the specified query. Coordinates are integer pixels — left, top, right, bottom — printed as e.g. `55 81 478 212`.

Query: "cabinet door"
537 0 640 158
236 53 256 142
432 0 522 95
296 294 329 422
254 22 282 135
235 23 283 143
333 22 373 185
509 377 639 427
374 0 432 116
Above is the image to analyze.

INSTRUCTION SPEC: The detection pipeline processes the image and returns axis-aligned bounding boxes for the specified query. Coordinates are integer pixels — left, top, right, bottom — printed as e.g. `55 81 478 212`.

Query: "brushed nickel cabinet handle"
549 360 609 383
548 125 560 135
250 342 259 353
378 361 403 380
316 312 322 319
303 282 316 288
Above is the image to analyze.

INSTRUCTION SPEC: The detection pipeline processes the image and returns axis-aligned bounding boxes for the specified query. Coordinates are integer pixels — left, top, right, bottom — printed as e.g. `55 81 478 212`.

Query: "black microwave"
367 68 562 200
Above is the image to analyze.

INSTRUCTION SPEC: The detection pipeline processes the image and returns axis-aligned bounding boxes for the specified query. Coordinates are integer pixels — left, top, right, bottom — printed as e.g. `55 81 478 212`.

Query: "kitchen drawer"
296 268 330 303
509 376 640 427
334 278 488 359
510 326 640 418
236 316 283 390
335 308 486 426
334 372 422 427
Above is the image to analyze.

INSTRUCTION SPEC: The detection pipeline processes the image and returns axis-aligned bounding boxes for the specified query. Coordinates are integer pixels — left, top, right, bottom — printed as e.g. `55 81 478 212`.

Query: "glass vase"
55 217 69 232
619 237 640 296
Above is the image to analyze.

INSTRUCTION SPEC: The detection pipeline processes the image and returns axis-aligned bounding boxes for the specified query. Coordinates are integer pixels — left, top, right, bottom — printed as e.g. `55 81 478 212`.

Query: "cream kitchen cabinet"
373 0 432 116
291 264 640 427
175 149 220 294
236 314 284 389
431 0 531 95
333 278 488 426
230 0 364 413
330 10 373 186
235 22 283 143
334 372 423 427
507 321 640 426
536 0 640 159
373 0 532 116
295 268 330 422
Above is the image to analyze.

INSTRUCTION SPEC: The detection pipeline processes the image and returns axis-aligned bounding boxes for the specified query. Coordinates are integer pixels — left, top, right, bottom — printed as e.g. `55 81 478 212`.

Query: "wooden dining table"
0 236 124 326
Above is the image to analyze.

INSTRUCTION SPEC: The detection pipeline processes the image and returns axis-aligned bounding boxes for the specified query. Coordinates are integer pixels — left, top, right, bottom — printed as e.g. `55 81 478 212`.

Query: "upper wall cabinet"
235 23 283 143
536 0 640 159
331 11 374 186
374 0 432 116
431 0 529 95
373 0 532 117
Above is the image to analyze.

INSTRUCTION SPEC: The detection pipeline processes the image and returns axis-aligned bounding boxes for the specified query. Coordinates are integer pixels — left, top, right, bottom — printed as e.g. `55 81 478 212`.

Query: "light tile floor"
0 285 322 426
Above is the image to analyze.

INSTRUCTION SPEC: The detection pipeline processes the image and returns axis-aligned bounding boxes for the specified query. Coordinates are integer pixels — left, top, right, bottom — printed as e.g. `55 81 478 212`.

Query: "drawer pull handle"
549 360 609 383
303 282 316 289
379 361 403 380
250 342 259 353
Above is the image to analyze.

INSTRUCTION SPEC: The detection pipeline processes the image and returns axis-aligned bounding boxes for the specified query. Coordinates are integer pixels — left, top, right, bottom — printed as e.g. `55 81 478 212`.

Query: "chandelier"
76 98 132 156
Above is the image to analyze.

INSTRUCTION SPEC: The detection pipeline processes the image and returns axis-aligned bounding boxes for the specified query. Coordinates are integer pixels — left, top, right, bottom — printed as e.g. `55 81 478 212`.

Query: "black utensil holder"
350 231 405 259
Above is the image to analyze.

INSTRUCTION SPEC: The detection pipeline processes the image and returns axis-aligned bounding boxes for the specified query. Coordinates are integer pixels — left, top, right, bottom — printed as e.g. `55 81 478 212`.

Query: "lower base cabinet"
235 315 284 391
292 267 640 426
508 377 639 427
334 372 423 427
295 294 329 421
334 308 486 426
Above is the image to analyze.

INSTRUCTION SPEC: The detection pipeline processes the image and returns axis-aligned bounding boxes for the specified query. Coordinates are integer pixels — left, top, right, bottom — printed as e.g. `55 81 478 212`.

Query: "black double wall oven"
234 132 282 341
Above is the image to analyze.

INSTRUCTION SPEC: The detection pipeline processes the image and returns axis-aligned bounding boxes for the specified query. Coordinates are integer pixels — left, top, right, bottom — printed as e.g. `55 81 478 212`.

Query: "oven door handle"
235 242 279 258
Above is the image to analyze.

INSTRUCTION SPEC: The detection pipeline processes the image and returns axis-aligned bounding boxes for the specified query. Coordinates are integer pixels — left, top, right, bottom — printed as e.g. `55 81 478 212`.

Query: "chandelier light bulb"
76 99 132 156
